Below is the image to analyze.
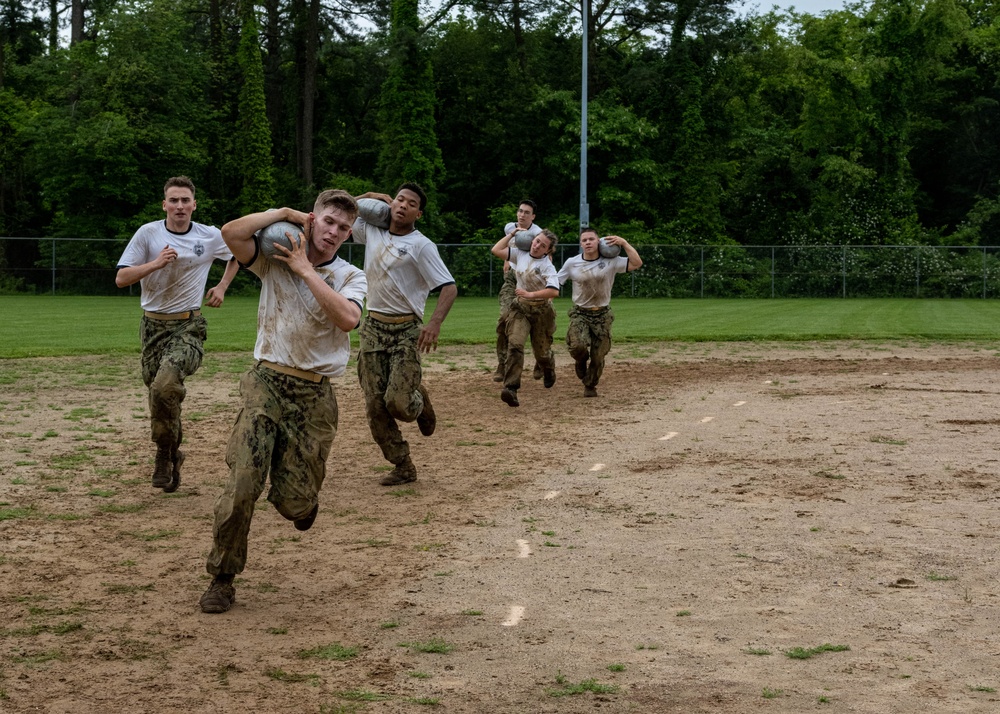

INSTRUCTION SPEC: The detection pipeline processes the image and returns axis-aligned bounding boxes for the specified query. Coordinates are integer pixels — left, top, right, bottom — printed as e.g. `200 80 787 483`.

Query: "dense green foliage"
0 0 998 293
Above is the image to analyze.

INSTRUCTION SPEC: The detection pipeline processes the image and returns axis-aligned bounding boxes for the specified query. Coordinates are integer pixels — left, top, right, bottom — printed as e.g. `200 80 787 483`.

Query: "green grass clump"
398 638 453 654
298 643 359 660
784 643 851 659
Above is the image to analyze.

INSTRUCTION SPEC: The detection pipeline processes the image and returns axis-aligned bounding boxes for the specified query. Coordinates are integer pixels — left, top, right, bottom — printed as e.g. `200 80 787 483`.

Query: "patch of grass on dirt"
10 650 65 665
298 643 359 661
743 647 772 655
784 643 851 659
547 673 619 697
398 638 454 654
762 687 783 699
64 407 105 422
969 685 996 693
99 503 147 514
926 572 957 581
49 451 94 469
0 506 36 522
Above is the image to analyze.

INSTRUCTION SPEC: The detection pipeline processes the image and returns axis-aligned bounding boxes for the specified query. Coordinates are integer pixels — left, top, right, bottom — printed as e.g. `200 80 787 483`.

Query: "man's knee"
151 365 185 402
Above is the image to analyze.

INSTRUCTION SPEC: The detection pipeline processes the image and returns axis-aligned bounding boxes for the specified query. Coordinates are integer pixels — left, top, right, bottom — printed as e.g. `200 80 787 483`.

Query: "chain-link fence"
5 238 1000 298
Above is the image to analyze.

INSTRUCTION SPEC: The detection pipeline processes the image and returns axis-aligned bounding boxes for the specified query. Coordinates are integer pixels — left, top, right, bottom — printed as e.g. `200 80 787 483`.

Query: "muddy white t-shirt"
352 217 455 317
117 221 232 313
505 245 559 294
556 254 629 308
247 254 367 377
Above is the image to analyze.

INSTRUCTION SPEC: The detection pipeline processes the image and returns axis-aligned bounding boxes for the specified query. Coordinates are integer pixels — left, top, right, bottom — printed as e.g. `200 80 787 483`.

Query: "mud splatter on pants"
495 270 517 369
357 317 426 467
140 315 207 455
206 365 337 576
502 298 556 390
565 305 614 389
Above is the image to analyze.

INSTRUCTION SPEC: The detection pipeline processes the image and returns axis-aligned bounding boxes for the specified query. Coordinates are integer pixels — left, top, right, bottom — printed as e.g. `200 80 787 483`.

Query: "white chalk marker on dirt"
733 401 746 407
516 539 532 558
700 416 714 423
544 491 560 499
659 432 679 441
502 605 526 627
589 463 605 472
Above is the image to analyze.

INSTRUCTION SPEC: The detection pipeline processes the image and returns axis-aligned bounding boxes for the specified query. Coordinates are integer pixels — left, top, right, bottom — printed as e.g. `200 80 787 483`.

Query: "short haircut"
164 176 196 197
539 228 559 256
314 189 359 219
579 225 599 239
519 199 537 213
396 182 427 211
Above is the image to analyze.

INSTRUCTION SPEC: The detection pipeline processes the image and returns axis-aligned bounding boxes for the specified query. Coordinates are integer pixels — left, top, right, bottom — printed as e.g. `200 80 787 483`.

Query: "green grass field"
4 295 1000 358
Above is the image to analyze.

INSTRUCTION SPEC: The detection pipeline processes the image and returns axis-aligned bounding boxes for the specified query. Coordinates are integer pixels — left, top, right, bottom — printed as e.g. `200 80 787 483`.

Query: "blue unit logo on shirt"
194 243 205 257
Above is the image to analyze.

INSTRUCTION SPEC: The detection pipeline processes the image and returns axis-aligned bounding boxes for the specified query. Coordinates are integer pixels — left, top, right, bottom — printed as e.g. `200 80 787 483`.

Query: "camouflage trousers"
494 270 517 371
139 314 207 453
206 364 337 576
503 298 556 390
357 316 426 466
565 305 615 389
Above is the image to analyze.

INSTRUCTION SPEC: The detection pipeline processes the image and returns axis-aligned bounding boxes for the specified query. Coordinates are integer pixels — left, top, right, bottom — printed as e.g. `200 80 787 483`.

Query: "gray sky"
747 0 852 15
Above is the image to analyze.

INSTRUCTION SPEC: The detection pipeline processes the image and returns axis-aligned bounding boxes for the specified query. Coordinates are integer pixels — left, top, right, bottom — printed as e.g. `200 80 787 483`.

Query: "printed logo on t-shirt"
194 243 205 257
398 247 409 257
598 261 606 269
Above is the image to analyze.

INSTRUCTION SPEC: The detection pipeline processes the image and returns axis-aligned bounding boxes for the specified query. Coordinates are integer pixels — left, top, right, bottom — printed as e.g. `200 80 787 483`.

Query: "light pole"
579 0 589 230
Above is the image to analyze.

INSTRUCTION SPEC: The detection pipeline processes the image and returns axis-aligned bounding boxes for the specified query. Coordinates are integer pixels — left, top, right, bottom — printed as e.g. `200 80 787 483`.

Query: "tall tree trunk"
70 0 84 45
48 0 59 51
262 0 282 153
512 0 527 74
299 0 319 186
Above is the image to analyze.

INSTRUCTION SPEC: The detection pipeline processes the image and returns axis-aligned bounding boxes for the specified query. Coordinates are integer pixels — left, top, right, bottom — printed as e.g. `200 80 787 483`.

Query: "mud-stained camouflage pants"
206 365 337 576
357 317 427 466
503 298 556 390
139 315 207 454
494 270 517 370
565 306 614 389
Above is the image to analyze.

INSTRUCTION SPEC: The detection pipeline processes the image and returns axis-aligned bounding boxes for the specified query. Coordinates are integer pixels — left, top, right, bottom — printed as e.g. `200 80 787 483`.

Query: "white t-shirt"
351 217 455 317
246 250 367 378
117 221 233 313
556 254 630 308
504 222 542 238
505 245 559 294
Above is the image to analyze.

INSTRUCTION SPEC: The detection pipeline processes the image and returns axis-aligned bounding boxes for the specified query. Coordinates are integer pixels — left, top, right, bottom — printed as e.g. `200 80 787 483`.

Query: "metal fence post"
771 246 775 299
51 239 56 295
700 247 704 298
842 245 846 298
984 247 988 299
916 247 921 298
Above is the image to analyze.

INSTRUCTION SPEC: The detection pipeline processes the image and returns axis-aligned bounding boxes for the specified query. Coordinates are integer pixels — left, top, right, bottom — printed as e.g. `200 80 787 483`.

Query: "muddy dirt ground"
2 341 1000 713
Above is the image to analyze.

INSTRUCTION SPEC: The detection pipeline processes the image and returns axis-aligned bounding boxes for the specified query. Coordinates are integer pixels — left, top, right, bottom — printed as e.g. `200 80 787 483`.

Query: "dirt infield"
2 341 1000 713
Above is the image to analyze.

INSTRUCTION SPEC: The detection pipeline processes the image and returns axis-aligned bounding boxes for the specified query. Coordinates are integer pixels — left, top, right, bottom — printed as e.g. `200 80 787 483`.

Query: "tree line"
0 0 998 294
